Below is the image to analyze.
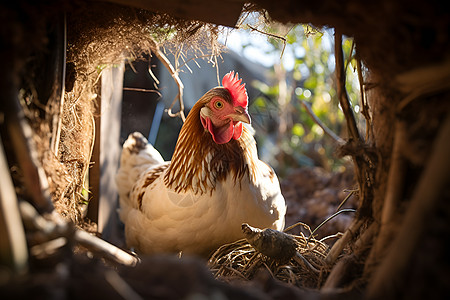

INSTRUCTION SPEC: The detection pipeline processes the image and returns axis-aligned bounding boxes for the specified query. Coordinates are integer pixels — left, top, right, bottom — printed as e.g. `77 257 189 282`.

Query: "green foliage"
247 25 362 175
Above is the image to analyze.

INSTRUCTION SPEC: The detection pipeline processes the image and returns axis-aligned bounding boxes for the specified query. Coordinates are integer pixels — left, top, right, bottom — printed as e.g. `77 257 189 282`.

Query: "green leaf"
292 123 305 137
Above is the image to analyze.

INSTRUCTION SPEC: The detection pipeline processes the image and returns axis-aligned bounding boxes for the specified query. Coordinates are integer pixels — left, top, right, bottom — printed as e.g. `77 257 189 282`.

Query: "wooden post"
89 62 124 241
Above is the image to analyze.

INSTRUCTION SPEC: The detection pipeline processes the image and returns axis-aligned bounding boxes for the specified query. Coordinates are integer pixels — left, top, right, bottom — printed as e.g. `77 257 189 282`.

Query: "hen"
116 71 286 257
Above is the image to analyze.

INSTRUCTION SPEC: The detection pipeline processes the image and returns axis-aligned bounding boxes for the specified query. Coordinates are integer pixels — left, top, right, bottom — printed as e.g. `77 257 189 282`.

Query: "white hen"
116 72 286 257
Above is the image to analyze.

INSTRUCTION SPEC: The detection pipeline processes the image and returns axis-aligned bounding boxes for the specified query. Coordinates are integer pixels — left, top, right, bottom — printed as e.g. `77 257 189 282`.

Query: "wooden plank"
89 62 125 241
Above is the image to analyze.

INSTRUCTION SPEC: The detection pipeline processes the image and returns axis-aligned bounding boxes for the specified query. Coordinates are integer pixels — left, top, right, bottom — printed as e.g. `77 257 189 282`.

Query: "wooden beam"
88 62 124 241
94 0 244 27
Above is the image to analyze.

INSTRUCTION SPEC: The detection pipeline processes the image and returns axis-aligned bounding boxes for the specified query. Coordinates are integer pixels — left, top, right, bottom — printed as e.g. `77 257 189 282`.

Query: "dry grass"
208 223 330 289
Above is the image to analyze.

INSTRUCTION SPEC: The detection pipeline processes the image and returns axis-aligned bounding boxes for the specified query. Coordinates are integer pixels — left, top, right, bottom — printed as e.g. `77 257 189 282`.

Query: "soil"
282 166 357 241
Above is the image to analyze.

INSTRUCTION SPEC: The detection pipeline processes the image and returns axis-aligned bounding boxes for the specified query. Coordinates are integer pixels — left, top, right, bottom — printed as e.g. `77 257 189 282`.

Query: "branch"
334 31 361 142
175 53 214 73
153 47 186 122
19 201 139 267
335 30 376 220
300 100 344 145
344 39 355 74
293 253 320 273
357 58 373 141
123 87 162 97
307 209 356 242
147 60 160 85
74 229 139 267
247 25 287 59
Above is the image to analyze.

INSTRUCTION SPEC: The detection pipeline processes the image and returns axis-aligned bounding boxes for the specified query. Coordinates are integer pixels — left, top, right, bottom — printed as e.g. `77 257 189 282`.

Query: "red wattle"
232 122 243 140
201 116 242 144
211 121 233 144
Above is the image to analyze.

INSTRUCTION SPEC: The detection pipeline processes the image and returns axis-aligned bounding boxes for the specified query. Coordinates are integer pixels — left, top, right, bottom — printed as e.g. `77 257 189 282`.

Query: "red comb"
222 71 248 108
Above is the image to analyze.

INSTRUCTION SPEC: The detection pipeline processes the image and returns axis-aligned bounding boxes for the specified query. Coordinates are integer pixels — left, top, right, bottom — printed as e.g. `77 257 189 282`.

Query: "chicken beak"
229 106 251 124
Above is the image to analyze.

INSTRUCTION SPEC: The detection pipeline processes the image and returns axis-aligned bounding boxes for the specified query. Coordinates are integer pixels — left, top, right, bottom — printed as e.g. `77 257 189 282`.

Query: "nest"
208 223 330 289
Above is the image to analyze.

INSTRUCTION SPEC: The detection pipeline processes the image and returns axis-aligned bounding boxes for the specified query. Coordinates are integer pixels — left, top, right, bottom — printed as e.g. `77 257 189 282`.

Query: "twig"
153 46 186 122
336 189 357 211
214 54 220 86
174 54 213 73
179 53 193 74
344 39 355 74
334 31 361 142
335 30 375 220
242 251 258 270
293 253 320 273
247 24 287 59
325 219 364 265
246 24 287 42
307 209 356 242
30 237 67 258
357 59 373 141
147 60 160 85
319 233 344 243
74 230 139 267
262 261 275 278
123 87 162 97
367 111 450 298
283 221 313 235
223 265 248 280
300 100 344 144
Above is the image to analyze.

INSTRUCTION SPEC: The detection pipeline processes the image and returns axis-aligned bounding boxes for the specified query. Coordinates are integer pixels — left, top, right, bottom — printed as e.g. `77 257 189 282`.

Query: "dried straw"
208 223 330 289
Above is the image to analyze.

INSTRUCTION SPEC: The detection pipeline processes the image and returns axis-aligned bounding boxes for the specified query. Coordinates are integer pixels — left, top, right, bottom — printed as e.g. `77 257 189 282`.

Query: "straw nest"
208 223 330 289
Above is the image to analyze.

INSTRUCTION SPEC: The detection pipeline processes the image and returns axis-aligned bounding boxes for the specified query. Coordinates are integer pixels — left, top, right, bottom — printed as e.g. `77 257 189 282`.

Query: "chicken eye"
214 100 224 110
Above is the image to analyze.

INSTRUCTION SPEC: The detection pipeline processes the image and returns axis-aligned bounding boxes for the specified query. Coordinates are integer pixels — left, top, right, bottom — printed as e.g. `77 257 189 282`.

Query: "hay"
208 223 330 289
22 1 224 223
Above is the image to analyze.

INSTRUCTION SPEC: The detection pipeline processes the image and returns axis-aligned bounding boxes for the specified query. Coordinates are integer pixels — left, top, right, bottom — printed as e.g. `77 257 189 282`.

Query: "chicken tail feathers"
123 132 149 155
116 132 164 205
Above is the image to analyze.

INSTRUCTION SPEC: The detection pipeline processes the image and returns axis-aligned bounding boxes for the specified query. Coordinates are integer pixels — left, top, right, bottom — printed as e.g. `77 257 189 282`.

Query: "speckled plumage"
116 74 286 257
